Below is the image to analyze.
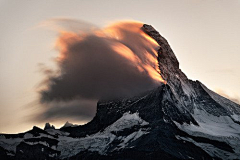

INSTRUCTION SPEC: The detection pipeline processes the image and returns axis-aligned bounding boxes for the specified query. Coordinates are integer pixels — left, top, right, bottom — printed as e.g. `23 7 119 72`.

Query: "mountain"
44 123 55 130
60 121 78 129
0 24 240 160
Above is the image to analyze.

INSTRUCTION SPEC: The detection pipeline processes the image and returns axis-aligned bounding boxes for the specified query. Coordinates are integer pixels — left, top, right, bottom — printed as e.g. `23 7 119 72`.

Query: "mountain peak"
44 122 55 130
61 121 78 129
142 24 180 81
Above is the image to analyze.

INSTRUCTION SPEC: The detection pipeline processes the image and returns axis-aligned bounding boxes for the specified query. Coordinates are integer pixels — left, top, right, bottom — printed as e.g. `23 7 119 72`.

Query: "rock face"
44 123 55 130
142 24 240 117
0 24 240 160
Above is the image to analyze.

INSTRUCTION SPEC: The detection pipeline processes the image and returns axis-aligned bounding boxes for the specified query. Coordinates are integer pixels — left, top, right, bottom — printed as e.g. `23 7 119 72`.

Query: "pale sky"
0 0 240 133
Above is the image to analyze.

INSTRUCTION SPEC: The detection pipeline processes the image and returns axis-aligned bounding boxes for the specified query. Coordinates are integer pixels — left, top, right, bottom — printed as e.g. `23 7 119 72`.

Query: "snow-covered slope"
58 112 149 159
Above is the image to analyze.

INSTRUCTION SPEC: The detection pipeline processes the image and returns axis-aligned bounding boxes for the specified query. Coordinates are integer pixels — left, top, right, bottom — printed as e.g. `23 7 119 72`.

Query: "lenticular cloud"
40 20 164 102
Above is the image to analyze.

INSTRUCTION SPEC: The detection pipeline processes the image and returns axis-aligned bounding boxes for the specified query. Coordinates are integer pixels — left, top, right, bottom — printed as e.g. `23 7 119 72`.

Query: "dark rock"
15 142 60 160
44 123 55 130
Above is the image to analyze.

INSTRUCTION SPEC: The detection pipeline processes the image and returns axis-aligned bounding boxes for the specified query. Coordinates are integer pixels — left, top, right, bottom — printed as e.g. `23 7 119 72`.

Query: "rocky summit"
0 24 240 160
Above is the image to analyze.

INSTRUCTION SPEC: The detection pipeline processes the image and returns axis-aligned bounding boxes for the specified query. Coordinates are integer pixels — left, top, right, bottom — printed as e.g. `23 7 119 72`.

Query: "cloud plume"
37 20 164 123
36 99 97 122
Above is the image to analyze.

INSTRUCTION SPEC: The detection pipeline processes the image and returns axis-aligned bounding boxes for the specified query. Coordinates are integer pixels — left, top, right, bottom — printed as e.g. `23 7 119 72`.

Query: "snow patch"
231 114 240 122
24 133 33 139
0 138 23 153
174 108 240 138
24 141 49 147
105 112 149 132
46 129 70 136
174 108 240 156
57 112 149 159
117 129 149 149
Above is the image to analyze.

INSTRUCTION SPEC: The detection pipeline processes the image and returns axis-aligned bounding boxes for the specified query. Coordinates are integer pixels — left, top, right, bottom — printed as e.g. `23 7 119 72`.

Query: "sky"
0 0 240 133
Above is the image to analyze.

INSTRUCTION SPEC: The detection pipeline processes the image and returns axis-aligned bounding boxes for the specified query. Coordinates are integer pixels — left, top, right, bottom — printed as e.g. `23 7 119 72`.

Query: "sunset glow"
54 21 165 83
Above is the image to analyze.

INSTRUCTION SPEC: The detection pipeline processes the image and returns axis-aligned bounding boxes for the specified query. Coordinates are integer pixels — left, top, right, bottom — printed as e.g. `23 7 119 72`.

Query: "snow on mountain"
57 112 149 159
0 136 22 153
174 107 240 159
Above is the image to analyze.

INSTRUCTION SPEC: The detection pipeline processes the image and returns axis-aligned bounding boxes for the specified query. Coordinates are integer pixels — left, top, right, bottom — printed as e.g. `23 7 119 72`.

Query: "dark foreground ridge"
0 24 240 160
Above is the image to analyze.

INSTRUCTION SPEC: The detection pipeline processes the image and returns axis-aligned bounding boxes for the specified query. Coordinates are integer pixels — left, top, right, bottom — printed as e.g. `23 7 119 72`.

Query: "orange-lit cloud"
54 21 164 83
37 20 165 122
